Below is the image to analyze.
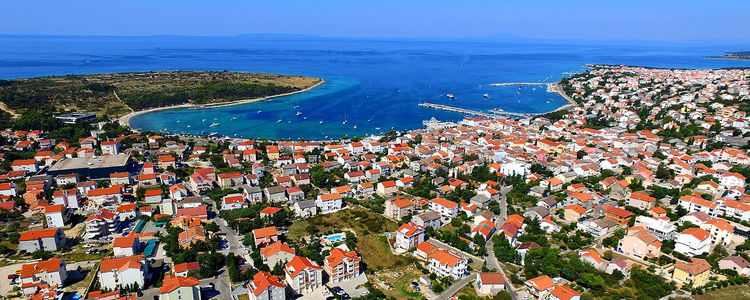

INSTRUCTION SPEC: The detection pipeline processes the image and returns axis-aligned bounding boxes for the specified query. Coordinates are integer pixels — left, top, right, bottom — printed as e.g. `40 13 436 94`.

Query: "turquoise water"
0 36 749 139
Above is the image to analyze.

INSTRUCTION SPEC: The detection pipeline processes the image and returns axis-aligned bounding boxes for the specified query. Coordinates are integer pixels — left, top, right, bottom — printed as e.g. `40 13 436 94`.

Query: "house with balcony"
324 245 361 283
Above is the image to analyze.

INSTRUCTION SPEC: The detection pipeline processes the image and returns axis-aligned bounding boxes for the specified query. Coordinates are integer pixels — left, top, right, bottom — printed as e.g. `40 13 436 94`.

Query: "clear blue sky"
1 0 747 41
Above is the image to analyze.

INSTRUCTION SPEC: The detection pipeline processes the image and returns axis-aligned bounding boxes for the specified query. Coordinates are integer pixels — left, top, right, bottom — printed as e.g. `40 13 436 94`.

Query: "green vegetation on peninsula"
0 70 322 117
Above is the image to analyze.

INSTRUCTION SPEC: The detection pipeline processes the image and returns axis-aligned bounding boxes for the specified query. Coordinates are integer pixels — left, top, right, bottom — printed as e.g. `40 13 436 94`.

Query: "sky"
1 0 748 41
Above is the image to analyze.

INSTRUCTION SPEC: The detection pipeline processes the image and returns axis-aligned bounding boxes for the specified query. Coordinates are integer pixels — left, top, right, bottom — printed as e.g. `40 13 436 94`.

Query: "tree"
493 291 513 300
204 222 220 232
578 273 604 290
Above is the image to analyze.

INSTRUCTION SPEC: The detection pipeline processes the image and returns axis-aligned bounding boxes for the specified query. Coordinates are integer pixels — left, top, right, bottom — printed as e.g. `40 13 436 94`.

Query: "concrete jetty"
418 102 536 119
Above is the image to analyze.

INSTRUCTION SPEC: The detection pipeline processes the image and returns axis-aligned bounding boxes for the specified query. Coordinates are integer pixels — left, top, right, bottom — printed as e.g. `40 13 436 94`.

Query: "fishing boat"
209 123 220 127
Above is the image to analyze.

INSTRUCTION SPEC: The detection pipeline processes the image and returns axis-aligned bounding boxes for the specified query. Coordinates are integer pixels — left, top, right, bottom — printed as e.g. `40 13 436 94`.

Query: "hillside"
0 71 322 117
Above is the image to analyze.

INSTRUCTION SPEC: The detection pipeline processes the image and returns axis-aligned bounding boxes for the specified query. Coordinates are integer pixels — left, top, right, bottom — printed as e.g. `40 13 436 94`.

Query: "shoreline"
541 82 577 115
118 78 325 127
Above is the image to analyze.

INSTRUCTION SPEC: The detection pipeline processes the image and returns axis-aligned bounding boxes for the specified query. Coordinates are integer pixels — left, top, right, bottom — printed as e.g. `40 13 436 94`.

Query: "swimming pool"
321 233 346 244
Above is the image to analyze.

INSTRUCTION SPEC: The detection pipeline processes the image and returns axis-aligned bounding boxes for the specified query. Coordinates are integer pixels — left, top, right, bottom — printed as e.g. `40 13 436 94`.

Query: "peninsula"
706 51 750 60
0 71 323 118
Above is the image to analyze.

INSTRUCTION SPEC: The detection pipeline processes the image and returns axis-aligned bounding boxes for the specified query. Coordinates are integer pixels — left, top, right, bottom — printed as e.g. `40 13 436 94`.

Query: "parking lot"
327 274 369 299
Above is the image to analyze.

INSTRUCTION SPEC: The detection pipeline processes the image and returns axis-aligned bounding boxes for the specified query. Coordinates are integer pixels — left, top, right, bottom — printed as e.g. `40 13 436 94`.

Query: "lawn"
287 207 399 240
694 285 750 300
236 294 249 300
455 284 482 299
60 249 110 262
357 235 415 271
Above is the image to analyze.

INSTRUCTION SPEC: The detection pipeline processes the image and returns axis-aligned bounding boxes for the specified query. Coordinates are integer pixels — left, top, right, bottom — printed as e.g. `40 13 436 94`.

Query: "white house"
99 255 148 290
19 258 68 296
428 197 458 218
428 249 468 280
316 193 343 214
44 205 66 228
395 222 424 250
674 228 712 257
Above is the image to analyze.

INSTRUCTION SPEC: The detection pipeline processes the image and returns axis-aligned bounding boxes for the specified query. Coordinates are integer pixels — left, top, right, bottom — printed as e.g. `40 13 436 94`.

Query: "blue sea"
1 35 749 140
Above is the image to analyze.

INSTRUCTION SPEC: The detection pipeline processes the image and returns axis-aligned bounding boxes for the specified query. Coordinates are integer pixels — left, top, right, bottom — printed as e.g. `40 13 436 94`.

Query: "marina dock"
488 82 552 86
418 102 536 119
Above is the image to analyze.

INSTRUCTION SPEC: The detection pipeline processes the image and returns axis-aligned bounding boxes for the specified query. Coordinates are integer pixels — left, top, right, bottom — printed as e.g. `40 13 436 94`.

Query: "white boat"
296 111 302 116
446 93 456 99
276 119 282 123
353 125 358 129
209 123 220 127
186 125 191 128
342 112 348 124
375 127 381 130
304 117 307 120
319 121 324 124
287 121 291 123
176 120 180 123
483 93 490 98
202 119 206 122
231 117 237 121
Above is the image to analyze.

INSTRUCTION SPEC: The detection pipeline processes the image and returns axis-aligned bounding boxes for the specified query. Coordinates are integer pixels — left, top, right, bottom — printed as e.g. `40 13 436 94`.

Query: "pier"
418 102 536 119
488 82 552 86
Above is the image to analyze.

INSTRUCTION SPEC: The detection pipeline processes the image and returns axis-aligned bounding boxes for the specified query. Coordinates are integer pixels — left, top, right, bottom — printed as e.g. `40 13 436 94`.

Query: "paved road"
481 185 519 300
209 204 245 253
435 272 476 300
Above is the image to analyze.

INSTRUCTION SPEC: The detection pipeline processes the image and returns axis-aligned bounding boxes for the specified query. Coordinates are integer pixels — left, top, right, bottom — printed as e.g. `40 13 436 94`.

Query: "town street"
435 272 476 300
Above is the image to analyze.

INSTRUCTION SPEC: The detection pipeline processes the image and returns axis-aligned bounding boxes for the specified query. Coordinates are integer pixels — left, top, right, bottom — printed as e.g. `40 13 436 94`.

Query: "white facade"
674 232 711 257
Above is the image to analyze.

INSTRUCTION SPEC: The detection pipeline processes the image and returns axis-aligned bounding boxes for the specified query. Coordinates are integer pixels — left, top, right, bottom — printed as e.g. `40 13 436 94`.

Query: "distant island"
0 71 323 119
706 51 750 60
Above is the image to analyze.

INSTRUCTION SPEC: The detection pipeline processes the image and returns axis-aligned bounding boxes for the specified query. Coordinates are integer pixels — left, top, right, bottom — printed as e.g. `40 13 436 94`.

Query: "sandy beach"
118 78 325 128
542 82 577 114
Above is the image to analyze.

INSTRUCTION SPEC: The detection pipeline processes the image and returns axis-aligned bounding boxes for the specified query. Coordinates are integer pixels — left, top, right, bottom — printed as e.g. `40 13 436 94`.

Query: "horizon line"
0 33 747 45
